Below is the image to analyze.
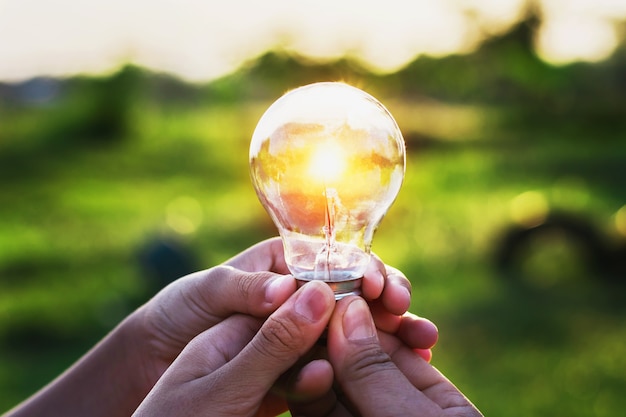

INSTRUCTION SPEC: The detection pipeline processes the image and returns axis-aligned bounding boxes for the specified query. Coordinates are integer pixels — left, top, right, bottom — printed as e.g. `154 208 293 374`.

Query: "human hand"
124 238 297 399
133 281 443 417
132 280 336 417
229 238 430 359
2 238 434 417
126 237 425 405
288 296 483 417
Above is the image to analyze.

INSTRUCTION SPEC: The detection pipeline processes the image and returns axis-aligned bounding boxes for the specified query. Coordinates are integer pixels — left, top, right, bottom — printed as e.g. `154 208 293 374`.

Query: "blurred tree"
63 65 144 142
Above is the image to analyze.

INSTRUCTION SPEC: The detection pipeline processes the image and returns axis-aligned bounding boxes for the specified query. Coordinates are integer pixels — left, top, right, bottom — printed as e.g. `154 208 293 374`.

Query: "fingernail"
265 274 291 304
295 282 330 322
401 285 411 303
373 269 385 290
343 298 376 341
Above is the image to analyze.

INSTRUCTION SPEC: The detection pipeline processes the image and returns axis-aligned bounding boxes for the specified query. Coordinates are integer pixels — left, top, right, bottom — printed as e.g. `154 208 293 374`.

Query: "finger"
416 348 433 362
205 281 335 414
167 314 262 380
272 347 332 402
327 296 442 417
362 258 411 320
143 266 296 354
380 264 411 315
369 308 438 355
360 254 385 300
369 299 402 334
378 332 482 415
133 314 262 416
289 309 439 416
396 312 439 350
225 237 290 274
288 362 359 417
291 359 334 400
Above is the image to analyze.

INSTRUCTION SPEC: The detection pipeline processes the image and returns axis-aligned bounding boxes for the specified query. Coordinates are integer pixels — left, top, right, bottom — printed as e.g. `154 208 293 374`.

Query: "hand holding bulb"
250 82 406 298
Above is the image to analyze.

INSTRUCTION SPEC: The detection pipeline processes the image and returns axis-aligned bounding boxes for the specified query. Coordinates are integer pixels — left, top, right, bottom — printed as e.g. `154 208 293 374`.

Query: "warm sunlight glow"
308 143 347 183
536 0 625 65
0 0 625 81
457 0 527 35
536 15 619 64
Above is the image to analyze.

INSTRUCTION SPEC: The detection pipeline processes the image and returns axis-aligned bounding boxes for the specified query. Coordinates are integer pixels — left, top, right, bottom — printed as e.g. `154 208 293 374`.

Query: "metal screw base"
295 277 362 300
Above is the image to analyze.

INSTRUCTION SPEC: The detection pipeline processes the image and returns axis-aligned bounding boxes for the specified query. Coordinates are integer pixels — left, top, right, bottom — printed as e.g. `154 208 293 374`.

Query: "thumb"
326 297 441 417
214 280 335 414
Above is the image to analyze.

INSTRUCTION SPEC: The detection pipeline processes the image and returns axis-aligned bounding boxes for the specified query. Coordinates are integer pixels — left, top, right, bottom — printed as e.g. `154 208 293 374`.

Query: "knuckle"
202 265 233 296
236 271 255 300
208 265 260 301
253 315 302 360
344 343 396 381
387 269 412 295
439 387 483 417
232 270 270 303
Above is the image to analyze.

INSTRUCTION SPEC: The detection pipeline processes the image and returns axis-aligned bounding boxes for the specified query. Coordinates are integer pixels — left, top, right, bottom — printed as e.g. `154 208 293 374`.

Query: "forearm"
4 314 149 417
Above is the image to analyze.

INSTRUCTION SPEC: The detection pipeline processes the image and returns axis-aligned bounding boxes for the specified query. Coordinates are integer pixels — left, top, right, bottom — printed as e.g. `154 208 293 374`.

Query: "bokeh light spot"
166 196 203 235
510 191 549 228
614 205 626 237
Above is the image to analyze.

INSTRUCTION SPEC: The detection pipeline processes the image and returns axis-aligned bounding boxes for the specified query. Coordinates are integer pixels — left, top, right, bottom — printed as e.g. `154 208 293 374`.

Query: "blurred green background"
2 13 626 417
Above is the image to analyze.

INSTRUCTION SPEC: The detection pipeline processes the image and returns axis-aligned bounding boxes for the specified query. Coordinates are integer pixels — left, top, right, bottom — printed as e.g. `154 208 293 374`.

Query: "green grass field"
1 58 626 416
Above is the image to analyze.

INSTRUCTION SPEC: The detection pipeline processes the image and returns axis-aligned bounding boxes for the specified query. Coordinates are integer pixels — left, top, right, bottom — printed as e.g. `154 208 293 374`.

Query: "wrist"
116 305 165 403
75 311 155 416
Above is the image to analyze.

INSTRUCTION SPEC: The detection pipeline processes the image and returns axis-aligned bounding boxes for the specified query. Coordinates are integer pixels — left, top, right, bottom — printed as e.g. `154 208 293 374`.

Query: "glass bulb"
249 82 405 299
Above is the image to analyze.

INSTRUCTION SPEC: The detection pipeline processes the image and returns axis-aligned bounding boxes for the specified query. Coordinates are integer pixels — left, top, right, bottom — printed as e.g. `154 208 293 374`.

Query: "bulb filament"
316 186 338 280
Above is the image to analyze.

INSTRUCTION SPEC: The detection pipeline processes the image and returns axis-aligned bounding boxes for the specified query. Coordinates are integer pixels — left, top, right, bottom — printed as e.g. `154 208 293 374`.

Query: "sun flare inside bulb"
308 142 347 183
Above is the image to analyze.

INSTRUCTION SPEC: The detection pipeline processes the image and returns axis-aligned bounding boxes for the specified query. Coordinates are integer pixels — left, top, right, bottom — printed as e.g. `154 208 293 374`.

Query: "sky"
0 0 625 82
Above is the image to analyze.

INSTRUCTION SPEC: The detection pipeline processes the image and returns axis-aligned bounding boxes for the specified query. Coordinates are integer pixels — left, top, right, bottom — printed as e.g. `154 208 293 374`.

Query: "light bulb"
249 82 405 299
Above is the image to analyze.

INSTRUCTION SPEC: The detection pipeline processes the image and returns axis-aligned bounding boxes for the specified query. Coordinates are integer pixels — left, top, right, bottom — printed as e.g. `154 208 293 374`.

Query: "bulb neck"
295 277 362 300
